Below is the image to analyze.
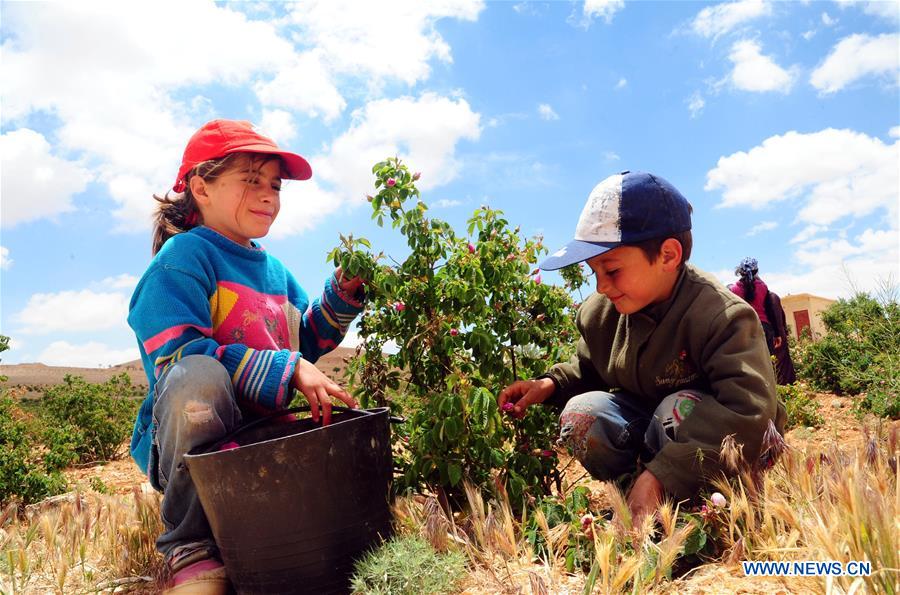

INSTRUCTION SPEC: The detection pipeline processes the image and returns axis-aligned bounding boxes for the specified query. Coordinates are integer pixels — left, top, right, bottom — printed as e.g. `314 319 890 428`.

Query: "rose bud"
710 492 727 507
386 178 396 187
412 171 421 181
534 274 542 285
449 328 459 336
468 243 476 254
394 302 406 312
501 402 515 412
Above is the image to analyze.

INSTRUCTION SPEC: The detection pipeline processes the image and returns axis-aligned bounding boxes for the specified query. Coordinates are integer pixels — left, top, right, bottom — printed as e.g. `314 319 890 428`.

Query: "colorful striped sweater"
128 226 363 473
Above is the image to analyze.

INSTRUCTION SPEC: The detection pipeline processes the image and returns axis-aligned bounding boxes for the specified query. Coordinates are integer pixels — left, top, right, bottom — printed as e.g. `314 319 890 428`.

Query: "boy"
499 171 785 522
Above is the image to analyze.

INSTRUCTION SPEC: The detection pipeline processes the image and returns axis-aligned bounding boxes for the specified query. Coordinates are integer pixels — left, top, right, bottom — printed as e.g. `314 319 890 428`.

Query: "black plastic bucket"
183 406 394 594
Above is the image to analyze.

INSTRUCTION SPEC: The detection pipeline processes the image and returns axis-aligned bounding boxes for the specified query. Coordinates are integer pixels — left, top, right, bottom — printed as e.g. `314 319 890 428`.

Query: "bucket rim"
184 406 391 461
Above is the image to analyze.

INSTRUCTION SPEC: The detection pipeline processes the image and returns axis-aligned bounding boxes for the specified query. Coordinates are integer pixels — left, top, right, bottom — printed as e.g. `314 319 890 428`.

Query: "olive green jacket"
546 264 785 499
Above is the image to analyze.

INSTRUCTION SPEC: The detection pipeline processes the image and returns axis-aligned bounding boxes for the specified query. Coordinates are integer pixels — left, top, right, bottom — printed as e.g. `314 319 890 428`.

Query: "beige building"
779 293 836 340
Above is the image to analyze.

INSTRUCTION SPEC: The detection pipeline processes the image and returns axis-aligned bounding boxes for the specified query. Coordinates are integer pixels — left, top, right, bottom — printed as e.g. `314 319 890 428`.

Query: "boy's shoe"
163 546 228 595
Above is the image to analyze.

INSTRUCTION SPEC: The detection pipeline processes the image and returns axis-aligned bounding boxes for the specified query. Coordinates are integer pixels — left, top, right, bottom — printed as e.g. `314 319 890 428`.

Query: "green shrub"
350 535 466 595
778 383 823 430
40 374 141 463
334 158 587 508
0 394 68 505
795 291 899 419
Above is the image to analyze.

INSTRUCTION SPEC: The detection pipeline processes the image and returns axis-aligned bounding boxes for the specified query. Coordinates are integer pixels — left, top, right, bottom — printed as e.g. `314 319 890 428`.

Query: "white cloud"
835 0 900 22
687 91 706 118
538 103 560 121
254 51 346 121
268 180 344 238
583 0 625 24
315 93 481 202
258 109 299 146
96 274 140 292
746 220 778 236
615 78 628 90
271 93 481 238
790 224 826 244
802 29 816 41
1 3 487 235
728 39 796 93
433 199 463 208
706 129 899 227
690 0 771 40
14 289 130 335
284 0 484 86
603 151 621 161
810 33 900 94
1 129 92 228
36 341 140 368
0 246 11 270
821 12 837 26
1 3 298 232
766 227 899 298
890 126 900 138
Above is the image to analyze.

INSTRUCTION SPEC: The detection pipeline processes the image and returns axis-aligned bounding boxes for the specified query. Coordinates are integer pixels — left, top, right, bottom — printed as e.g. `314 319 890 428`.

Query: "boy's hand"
498 378 555 418
334 266 364 296
627 470 663 527
292 357 357 426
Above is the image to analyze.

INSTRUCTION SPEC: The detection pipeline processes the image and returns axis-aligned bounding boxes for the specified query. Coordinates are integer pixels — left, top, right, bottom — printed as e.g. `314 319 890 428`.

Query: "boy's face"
585 244 680 314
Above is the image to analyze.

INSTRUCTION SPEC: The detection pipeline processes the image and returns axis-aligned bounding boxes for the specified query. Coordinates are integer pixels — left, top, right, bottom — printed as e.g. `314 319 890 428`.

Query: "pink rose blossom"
386 178 396 187
449 328 459 336
394 302 406 312
534 274 542 285
501 402 515 412
540 449 554 458
468 243 476 254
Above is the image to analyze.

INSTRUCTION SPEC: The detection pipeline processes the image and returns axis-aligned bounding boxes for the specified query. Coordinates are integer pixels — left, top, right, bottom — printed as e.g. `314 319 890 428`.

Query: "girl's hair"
735 257 759 301
151 152 281 254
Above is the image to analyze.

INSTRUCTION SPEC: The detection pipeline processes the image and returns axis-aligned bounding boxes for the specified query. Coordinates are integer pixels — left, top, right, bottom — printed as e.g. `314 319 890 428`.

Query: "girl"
128 119 364 594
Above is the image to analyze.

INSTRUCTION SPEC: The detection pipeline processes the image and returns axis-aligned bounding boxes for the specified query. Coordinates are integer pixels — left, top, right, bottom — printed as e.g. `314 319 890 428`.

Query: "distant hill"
0 346 357 391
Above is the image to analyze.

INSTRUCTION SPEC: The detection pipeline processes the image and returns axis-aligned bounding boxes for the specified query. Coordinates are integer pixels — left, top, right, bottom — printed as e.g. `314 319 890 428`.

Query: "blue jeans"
149 355 243 559
558 390 707 481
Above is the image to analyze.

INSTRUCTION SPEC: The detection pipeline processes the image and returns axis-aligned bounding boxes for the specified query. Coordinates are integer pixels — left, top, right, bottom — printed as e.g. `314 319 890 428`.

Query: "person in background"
128 120 364 594
729 258 796 385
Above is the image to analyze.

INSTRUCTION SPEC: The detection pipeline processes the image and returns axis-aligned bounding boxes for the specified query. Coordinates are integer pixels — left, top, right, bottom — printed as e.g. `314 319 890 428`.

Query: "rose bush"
330 157 587 507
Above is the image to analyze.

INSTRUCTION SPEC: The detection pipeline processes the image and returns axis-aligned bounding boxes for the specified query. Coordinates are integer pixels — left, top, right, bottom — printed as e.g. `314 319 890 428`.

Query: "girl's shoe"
164 554 228 594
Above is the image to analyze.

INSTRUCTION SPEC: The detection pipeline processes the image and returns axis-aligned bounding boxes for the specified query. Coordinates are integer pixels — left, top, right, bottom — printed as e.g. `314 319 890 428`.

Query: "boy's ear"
659 238 683 272
189 176 211 205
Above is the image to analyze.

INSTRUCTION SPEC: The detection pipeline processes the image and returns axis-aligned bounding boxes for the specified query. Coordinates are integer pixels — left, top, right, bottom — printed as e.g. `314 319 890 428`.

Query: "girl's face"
193 156 282 246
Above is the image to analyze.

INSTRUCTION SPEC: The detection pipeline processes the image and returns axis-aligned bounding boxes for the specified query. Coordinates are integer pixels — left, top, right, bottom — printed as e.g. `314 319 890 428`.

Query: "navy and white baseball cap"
539 171 692 270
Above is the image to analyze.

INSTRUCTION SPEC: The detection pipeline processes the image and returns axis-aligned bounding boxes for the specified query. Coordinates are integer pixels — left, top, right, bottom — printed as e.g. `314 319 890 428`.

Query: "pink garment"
729 278 770 324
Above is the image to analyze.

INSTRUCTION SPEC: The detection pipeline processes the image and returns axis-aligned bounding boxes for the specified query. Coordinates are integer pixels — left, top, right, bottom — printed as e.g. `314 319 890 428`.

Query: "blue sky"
1 0 898 367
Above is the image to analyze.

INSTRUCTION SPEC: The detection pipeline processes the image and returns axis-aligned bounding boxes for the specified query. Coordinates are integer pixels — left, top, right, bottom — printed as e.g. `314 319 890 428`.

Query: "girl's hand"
334 266 364 296
498 378 555 419
291 357 357 425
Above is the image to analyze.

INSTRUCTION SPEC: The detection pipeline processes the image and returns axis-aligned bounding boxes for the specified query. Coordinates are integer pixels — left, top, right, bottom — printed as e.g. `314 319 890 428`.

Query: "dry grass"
2 420 897 594
0 487 166 594
393 421 899 595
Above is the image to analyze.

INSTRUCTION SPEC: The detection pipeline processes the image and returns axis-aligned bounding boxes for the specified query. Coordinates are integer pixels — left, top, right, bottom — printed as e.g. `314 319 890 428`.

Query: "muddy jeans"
558 389 708 481
149 355 244 559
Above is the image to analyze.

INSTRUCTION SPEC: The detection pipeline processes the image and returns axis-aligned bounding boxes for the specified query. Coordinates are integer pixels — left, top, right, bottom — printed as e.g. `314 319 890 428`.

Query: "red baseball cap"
173 119 312 192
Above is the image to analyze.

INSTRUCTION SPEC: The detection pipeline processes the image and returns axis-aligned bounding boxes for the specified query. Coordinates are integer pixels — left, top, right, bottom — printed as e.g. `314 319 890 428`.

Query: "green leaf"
447 462 462 487
682 521 708 556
